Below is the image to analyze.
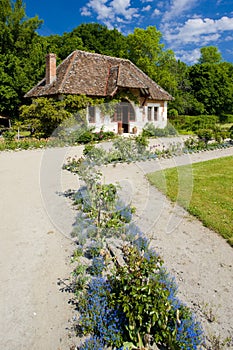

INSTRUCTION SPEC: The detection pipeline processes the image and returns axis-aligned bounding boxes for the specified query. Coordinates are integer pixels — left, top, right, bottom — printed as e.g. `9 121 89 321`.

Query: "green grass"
147 156 233 246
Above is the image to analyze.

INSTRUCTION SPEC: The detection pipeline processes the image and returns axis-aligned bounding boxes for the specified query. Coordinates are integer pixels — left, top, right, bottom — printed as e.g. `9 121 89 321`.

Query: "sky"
25 0 233 65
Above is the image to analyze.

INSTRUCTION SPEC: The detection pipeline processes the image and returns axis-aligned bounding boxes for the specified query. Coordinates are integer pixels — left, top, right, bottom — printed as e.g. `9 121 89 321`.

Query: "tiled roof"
25 50 173 101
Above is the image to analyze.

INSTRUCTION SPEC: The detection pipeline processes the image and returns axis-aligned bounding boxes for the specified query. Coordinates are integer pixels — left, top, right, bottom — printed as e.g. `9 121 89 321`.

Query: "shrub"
78 278 124 347
93 130 115 141
170 115 219 132
142 123 157 137
3 130 16 142
142 122 178 138
88 256 105 276
219 114 233 124
168 108 179 118
195 129 213 146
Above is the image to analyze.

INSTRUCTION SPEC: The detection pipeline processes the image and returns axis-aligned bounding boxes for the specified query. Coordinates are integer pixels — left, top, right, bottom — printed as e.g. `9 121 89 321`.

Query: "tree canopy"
198 46 222 64
0 0 45 117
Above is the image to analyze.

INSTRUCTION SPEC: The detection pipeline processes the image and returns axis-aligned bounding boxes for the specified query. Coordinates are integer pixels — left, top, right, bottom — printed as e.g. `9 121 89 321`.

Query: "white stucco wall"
87 101 168 133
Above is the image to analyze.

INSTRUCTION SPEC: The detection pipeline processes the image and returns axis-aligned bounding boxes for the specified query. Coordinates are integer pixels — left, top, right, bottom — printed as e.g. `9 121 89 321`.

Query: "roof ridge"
73 49 131 64
57 51 77 92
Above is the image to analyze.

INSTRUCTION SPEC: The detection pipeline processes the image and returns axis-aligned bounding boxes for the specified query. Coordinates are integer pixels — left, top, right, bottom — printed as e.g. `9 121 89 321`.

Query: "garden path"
0 141 232 349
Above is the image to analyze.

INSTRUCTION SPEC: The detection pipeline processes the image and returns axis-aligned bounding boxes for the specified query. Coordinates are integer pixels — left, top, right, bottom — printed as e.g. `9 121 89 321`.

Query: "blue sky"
25 0 233 65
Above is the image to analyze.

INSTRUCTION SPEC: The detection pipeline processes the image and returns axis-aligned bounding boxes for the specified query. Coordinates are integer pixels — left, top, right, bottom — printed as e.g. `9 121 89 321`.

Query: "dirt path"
0 144 232 349
0 148 79 350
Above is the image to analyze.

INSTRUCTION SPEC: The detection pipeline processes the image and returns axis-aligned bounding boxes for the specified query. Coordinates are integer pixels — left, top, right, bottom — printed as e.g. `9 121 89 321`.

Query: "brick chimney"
46 53 56 85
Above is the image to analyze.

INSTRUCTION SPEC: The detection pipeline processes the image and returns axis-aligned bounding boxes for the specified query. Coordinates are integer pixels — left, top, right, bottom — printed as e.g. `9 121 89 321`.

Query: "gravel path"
0 142 232 349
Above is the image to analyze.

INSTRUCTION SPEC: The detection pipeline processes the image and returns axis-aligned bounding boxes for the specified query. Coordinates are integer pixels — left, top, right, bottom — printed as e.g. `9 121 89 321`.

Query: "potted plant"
132 126 137 134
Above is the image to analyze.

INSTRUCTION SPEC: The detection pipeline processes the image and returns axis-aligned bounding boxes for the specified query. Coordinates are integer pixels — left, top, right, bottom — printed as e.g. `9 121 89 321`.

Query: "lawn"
147 156 233 246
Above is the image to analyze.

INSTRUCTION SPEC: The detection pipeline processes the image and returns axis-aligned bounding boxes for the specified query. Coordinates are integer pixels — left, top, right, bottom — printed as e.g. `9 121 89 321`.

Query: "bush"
108 245 204 349
195 129 213 146
142 123 157 137
93 130 115 141
219 114 233 124
142 122 178 138
168 108 179 118
3 130 16 142
170 115 219 132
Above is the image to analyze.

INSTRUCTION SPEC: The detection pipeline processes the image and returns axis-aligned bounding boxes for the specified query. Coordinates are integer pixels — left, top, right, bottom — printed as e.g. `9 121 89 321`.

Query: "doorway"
115 102 135 133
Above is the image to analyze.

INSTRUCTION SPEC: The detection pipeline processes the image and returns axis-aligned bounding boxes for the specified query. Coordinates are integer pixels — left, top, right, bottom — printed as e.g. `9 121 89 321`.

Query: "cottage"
25 50 173 134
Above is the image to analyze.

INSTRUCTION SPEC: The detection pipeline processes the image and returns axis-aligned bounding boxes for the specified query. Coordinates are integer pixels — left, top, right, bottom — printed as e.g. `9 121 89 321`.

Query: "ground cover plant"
63 154 204 349
147 156 233 246
0 124 116 151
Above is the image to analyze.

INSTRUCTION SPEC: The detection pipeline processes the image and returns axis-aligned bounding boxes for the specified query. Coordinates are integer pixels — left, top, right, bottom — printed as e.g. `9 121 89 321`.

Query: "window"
113 102 135 122
88 106 96 123
114 105 123 121
147 106 159 121
154 107 158 121
148 107 152 121
129 104 135 121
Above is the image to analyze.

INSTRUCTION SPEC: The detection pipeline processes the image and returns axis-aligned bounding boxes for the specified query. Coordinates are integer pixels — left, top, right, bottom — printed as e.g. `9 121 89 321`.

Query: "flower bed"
63 156 204 350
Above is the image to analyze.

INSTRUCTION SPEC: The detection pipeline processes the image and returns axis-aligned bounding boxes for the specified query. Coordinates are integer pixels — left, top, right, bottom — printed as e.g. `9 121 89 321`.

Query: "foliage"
2 129 16 141
142 122 177 137
170 115 219 132
219 114 233 124
127 26 177 92
198 46 222 64
0 0 45 118
19 95 98 138
0 136 50 151
168 109 179 118
83 135 156 165
108 245 203 349
108 245 171 346
188 62 233 116
78 278 125 347
65 164 135 239
195 129 213 146
70 23 128 58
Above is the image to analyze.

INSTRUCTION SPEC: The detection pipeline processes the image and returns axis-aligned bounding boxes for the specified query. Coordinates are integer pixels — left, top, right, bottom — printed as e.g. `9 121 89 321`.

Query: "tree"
0 0 43 56
70 23 128 58
127 26 178 94
46 33 85 60
198 46 222 64
127 26 163 79
0 0 45 118
20 95 101 138
189 62 233 115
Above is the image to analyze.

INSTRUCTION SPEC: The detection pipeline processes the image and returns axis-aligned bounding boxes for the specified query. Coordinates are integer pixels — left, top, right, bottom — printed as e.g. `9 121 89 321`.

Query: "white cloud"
110 0 138 19
163 0 198 22
153 8 161 16
225 35 233 41
80 7 92 16
142 5 151 12
140 0 153 2
81 0 113 21
164 16 233 47
176 48 201 64
81 0 139 25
